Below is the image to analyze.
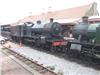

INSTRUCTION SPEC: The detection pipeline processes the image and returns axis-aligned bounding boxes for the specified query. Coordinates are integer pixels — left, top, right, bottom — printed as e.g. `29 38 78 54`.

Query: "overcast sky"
0 0 100 24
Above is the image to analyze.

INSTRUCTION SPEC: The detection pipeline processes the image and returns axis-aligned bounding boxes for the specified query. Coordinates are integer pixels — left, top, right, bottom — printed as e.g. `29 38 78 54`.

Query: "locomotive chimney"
82 16 88 23
50 18 54 22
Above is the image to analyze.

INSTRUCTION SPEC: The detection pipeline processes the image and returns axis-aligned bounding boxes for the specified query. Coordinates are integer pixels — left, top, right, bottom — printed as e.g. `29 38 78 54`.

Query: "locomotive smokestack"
50 18 54 22
82 16 88 23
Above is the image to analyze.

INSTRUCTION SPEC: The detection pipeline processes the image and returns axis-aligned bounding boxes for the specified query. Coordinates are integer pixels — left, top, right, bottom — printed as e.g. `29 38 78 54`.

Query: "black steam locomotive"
67 16 100 58
1 18 65 51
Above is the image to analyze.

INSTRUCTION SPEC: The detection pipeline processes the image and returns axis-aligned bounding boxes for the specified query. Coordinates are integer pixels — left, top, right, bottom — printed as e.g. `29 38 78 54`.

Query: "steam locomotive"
1 18 65 51
68 16 100 58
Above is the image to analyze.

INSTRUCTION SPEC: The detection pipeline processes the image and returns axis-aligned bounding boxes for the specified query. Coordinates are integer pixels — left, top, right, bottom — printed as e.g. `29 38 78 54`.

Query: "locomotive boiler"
72 22 89 42
31 18 62 35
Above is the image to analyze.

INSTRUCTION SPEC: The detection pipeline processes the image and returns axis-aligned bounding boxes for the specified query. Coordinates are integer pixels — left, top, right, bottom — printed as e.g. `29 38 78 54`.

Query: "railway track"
1 45 58 75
